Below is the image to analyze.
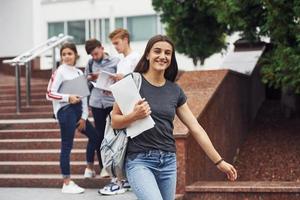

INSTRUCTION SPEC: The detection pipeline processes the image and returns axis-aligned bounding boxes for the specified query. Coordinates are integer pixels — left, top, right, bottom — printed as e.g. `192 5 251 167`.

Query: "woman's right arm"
46 71 70 102
111 98 151 129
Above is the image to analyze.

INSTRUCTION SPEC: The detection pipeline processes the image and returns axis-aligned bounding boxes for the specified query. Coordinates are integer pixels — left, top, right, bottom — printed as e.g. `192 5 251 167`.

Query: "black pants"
91 106 113 168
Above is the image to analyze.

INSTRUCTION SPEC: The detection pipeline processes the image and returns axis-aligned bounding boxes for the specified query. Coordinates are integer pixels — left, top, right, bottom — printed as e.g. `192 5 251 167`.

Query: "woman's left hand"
217 161 237 181
77 118 86 132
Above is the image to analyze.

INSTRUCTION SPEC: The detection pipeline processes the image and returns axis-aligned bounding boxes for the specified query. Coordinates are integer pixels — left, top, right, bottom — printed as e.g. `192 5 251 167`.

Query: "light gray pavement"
0 188 137 200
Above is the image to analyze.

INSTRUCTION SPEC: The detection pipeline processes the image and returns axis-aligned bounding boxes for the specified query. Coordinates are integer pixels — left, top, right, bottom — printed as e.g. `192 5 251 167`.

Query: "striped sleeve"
46 70 70 102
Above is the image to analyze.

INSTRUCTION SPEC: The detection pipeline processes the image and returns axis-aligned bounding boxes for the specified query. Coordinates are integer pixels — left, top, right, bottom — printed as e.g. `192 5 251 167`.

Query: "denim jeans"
57 103 100 178
125 150 177 200
91 106 112 168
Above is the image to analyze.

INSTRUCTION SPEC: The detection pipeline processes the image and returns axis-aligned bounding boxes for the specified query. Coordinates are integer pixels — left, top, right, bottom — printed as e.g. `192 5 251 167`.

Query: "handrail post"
25 61 31 107
15 64 21 114
2 34 73 114
52 47 56 73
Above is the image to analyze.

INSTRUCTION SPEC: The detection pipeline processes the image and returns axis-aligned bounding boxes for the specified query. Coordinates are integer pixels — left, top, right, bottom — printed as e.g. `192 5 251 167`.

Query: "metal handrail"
2 34 73 114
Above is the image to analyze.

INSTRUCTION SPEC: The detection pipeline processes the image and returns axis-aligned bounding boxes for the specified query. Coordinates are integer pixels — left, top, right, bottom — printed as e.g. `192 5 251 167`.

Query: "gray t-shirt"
127 75 187 153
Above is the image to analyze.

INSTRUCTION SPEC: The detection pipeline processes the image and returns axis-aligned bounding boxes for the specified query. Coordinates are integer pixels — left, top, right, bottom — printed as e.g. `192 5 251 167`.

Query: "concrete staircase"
0 75 109 188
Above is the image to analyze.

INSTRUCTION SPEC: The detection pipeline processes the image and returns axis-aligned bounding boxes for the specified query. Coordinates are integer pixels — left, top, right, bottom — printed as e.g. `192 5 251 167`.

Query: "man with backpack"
84 39 119 179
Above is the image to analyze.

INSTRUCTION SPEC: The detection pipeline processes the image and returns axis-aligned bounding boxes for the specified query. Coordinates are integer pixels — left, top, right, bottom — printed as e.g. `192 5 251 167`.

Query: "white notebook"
58 75 90 97
110 75 155 138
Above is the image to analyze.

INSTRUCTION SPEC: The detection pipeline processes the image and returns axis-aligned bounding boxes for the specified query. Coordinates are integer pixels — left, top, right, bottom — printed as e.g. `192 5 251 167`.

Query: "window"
67 20 85 44
98 18 110 43
48 22 64 38
115 17 124 28
104 18 110 43
47 15 162 44
127 15 157 41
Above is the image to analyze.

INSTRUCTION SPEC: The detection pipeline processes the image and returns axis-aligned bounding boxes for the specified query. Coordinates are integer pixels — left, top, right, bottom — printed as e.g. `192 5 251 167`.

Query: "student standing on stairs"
84 39 119 178
46 42 99 194
110 35 238 200
98 28 141 195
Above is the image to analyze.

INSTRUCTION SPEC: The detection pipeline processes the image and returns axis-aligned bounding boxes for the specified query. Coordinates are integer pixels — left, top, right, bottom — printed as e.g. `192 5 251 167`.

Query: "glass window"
48 22 64 38
104 18 110 43
127 15 157 41
98 18 110 43
89 20 92 38
67 20 85 44
115 17 124 28
98 19 103 41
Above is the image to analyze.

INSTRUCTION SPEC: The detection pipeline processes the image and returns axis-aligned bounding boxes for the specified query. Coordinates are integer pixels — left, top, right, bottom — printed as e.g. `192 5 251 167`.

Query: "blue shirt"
84 54 120 108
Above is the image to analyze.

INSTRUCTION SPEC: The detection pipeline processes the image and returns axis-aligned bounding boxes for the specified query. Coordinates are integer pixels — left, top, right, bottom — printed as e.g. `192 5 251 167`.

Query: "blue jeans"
57 103 100 178
125 150 177 200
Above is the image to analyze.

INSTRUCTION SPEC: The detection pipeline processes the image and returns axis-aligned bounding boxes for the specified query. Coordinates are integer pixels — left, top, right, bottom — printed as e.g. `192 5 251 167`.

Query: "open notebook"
94 70 117 91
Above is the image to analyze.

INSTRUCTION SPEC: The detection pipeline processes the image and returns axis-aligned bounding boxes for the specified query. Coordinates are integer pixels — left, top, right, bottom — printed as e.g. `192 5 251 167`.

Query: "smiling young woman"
110 35 237 200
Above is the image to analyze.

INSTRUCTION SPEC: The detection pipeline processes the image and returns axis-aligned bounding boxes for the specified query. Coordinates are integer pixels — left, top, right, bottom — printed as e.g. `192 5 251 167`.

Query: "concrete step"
0 110 93 119
0 174 109 188
185 181 300 200
0 161 100 174
0 118 94 130
0 149 86 161
0 122 59 130
0 99 51 106
1 86 48 94
0 105 53 113
0 93 46 100
0 112 54 119
0 129 87 139
0 138 88 149
0 83 48 90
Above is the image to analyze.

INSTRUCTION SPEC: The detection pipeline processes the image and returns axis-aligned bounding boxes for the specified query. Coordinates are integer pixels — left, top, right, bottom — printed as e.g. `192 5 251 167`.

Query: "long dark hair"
134 35 178 82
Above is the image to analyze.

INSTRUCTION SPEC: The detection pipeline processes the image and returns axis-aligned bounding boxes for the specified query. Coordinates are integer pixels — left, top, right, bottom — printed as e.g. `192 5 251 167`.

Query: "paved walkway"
0 188 137 200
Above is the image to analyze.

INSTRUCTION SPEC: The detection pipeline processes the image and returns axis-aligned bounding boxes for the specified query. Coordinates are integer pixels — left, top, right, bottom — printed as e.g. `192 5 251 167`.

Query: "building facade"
1 0 239 70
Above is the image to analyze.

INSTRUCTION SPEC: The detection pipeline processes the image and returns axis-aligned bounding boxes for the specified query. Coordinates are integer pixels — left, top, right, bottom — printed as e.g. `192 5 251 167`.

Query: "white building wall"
0 0 240 71
41 0 155 22
38 0 161 69
0 0 34 57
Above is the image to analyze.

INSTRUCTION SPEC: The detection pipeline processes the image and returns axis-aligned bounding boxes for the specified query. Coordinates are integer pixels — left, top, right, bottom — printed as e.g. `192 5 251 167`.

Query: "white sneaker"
98 182 126 195
62 181 85 194
99 168 110 178
121 179 131 191
84 168 96 178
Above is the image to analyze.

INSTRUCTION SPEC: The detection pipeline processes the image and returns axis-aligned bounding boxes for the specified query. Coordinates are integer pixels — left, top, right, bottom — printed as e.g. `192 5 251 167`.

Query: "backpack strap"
125 72 142 90
88 59 93 73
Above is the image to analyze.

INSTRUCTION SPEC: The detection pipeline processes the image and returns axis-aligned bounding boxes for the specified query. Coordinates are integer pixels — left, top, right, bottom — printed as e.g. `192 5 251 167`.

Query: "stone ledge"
186 181 300 193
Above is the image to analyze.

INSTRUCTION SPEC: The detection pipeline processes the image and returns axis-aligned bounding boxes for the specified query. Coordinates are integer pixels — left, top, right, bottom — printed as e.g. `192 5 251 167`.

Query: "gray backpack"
100 72 142 179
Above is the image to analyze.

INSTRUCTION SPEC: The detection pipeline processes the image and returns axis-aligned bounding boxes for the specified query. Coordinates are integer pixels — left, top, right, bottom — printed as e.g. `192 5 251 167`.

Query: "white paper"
58 75 90 97
94 70 116 91
110 75 155 138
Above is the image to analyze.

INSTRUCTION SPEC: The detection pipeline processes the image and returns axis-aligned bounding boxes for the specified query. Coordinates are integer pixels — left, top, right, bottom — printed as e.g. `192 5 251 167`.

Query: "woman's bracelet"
214 158 224 166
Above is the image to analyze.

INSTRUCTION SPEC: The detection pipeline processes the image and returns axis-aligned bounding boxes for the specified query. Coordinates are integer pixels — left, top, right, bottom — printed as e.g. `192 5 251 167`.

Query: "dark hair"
134 35 178 82
60 42 79 65
109 28 130 44
85 38 102 55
